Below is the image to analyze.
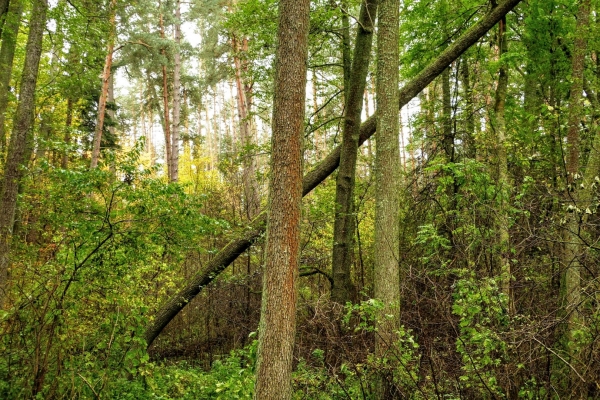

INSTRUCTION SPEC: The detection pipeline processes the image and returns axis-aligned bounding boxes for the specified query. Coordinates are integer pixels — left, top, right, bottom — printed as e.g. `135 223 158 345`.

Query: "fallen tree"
145 0 523 348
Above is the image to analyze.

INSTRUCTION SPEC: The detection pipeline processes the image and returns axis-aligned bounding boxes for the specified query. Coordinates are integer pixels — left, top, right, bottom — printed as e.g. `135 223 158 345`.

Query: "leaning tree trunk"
0 0 48 308
374 0 400 398
90 0 117 169
0 0 24 155
143 0 524 347
170 0 181 182
253 0 309 398
331 0 378 305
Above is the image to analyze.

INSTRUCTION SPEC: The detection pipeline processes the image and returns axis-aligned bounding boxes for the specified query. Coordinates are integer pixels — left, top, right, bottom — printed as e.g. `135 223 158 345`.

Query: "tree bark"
253 0 309 398
90 0 117 169
331 0 378 305
0 0 47 308
143 0 524 347
170 0 181 182
0 0 24 156
492 14 513 312
374 0 400 397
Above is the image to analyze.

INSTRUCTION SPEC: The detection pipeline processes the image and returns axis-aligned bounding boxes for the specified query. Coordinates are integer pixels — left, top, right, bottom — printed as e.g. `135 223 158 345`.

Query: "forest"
0 0 599 398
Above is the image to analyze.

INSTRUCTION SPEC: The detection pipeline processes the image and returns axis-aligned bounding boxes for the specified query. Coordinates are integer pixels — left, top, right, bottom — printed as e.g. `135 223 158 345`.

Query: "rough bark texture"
374 0 400 398
170 0 181 182
90 0 117 169
143 0 523 347
492 15 513 312
563 0 590 350
253 0 309 398
0 0 24 155
331 0 377 305
0 0 47 307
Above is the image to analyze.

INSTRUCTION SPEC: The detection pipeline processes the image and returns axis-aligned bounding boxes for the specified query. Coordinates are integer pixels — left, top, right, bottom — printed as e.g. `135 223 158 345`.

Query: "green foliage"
452 270 509 396
0 144 227 398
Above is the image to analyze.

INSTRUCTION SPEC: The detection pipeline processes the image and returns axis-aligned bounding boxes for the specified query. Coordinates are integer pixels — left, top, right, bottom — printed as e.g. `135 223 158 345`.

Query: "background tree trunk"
331 0 377 305
0 0 24 156
253 0 309 398
0 0 48 307
90 0 117 169
171 0 181 182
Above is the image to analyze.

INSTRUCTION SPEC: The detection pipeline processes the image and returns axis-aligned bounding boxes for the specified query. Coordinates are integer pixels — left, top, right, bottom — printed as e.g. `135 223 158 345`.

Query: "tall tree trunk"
562 0 591 380
0 0 24 156
331 0 377 305
90 0 117 169
341 0 351 104
0 0 47 307
461 57 476 159
233 34 260 219
253 0 309 398
158 5 172 181
144 0 524 347
492 14 513 312
170 0 181 182
374 0 400 397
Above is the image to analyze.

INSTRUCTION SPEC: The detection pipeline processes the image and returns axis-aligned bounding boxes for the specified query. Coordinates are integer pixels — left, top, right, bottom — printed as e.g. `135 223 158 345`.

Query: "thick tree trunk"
374 0 400 398
0 0 47 307
253 0 309 398
143 0 524 347
90 0 117 169
0 0 24 155
492 15 513 313
331 0 377 305
171 0 181 182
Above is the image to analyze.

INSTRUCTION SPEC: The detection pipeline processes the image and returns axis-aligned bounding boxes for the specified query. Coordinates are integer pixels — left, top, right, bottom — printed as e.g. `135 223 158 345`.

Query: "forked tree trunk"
90 0 117 169
374 0 400 397
0 0 48 307
253 0 309 398
331 0 377 305
143 0 524 347
0 0 24 155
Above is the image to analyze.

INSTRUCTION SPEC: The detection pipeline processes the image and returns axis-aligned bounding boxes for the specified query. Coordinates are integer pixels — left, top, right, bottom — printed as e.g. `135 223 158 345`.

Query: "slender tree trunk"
0 0 24 156
0 0 47 307
233 34 260 219
90 0 117 169
61 97 73 169
562 0 591 370
253 0 309 398
143 0 524 347
341 0 351 105
331 0 377 305
374 0 400 397
461 57 476 159
491 14 513 312
158 3 172 180
171 0 181 182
